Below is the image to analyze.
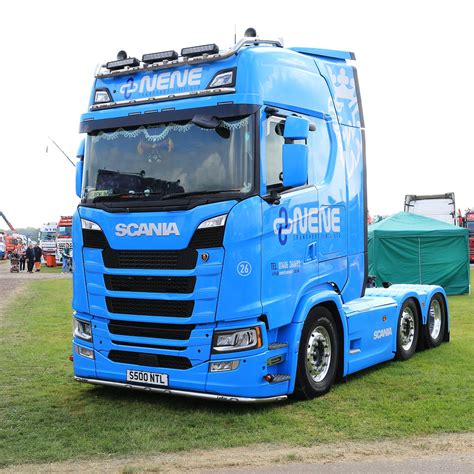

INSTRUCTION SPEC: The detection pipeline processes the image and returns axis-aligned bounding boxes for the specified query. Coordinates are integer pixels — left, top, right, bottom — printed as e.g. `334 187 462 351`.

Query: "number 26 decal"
237 261 252 277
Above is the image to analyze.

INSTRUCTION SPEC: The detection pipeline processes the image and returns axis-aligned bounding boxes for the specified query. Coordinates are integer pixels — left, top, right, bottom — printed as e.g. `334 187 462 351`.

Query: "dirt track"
0 260 70 321
1 432 473 473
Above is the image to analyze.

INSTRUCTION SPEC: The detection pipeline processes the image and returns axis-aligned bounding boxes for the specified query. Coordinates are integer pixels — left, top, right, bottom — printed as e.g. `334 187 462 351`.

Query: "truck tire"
424 293 446 348
294 307 339 399
396 298 419 361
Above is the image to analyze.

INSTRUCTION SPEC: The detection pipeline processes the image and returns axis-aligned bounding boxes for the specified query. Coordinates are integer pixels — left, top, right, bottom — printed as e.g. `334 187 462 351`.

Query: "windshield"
58 226 72 237
82 115 255 203
40 232 56 241
467 221 474 234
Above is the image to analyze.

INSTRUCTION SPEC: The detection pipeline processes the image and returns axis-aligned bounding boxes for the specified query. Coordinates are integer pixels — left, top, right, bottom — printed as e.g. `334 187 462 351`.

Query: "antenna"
234 24 237 45
47 137 76 168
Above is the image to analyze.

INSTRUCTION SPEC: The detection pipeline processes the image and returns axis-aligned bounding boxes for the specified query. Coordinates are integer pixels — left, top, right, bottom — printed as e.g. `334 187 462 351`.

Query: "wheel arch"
287 289 349 393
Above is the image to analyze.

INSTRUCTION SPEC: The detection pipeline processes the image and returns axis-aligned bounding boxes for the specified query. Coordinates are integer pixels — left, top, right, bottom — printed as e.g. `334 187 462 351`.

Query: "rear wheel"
396 298 419 361
424 293 446 348
294 307 339 399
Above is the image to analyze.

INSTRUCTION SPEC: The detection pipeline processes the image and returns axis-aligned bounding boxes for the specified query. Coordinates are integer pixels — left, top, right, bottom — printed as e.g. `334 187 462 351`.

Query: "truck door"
261 115 319 329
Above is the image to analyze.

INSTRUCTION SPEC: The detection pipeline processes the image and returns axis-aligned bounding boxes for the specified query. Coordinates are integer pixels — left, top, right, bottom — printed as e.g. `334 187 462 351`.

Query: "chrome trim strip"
96 38 282 79
90 87 236 111
74 376 288 403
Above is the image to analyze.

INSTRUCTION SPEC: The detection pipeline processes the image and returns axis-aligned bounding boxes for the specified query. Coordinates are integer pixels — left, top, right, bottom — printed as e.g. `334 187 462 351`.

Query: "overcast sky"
0 0 472 227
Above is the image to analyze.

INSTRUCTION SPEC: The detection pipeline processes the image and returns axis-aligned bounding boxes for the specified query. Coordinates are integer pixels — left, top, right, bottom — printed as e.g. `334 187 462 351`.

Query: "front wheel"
424 293 446 348
396 298 419 361
294 307 339 399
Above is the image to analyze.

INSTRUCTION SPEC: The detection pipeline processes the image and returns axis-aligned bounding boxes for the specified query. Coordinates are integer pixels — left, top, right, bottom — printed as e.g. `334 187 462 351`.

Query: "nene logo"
273 206 341 245
119 67 203 99
115 222 180 237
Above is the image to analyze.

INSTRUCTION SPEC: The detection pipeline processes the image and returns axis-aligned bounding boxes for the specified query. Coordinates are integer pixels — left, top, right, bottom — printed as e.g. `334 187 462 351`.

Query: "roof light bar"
106 57 140 71
142 50 179 64
181 43 219 58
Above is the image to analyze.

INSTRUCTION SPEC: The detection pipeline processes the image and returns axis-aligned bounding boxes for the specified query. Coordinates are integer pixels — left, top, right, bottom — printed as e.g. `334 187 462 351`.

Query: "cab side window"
265 117 285 191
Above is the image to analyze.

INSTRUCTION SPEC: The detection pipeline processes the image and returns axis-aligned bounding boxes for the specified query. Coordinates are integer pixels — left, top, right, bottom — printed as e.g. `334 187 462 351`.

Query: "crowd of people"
8 243 72 273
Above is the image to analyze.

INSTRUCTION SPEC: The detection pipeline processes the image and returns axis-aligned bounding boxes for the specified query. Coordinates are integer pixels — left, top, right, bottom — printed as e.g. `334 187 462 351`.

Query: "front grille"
108 350 191 369
104 275 196 294
108 320 195 340
189 226 225 248
106 297 194 317
112 340 186 350
83 229 108 248
103 248 197 270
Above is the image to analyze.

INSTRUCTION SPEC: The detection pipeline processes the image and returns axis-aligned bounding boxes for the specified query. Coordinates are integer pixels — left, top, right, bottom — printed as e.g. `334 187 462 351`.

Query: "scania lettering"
72 30 450 402
115 222 180 237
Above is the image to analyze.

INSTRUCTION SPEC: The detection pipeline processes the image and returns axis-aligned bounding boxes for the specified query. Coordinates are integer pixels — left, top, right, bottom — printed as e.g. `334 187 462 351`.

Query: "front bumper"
74 376 287 403
73 332 291 400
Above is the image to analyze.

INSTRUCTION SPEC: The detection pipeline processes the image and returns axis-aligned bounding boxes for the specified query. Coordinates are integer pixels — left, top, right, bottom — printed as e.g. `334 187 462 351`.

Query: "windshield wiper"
92 191 165 203
160 189 242 201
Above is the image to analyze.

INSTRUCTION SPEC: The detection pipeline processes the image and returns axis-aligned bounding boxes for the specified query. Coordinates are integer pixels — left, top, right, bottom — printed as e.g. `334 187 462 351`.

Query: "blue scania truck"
72 30 449 402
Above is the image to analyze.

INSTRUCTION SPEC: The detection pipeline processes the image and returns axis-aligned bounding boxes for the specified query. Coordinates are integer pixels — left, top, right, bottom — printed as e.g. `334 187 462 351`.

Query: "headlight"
81 218 102 231
198 214 227 229
73 317 92 341
212 327 262 353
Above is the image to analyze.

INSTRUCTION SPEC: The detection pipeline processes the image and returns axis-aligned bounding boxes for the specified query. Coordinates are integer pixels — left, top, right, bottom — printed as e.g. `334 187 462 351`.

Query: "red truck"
464 210 474 262
56 216 73 263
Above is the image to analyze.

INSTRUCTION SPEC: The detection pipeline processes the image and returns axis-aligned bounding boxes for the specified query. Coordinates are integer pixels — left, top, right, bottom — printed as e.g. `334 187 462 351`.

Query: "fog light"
209 360 240 372
76 345 94 359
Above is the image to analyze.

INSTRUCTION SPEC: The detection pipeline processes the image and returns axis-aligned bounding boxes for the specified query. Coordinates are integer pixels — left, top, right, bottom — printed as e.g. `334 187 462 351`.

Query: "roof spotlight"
181 44 219 58
142 50 179 64
244 27 257 37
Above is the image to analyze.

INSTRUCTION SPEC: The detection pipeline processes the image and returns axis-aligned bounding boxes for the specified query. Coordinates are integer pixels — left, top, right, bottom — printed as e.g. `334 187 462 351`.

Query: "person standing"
25 244 35 273
34 244 43 272
19 245 26 271
62 243 71 273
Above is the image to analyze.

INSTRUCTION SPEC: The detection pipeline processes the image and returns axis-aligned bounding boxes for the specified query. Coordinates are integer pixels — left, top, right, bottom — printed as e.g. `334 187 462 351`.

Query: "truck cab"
56 216 72 262
0 232 4 259
72 33 449 402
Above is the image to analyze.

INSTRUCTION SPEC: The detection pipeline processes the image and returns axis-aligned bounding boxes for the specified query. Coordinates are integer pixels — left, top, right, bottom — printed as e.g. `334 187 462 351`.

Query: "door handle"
305 242 317 262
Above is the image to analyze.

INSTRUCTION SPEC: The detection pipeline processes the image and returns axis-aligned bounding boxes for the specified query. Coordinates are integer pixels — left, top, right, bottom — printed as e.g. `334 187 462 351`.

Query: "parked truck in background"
0 232 5 259
72 30 450 402
39 222 58 258
404 193 457 225
463 209 474 262
56 216 72 263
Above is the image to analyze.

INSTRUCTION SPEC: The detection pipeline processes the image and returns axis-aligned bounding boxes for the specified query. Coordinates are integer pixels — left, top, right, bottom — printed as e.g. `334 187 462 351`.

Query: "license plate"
126 370 168 386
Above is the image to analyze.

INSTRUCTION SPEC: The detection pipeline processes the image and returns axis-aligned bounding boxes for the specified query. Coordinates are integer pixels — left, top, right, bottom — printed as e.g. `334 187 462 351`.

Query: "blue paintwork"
289 47 355 61
73 40 449 400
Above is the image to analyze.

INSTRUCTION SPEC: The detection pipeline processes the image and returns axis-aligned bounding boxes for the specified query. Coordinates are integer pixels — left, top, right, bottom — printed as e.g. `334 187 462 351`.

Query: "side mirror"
75 139 85 199
282 144 308 188
282 116 310 188
283 116 311 140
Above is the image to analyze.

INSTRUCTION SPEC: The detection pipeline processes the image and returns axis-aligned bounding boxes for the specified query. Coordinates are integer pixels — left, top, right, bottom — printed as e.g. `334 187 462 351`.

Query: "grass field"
1 273 473 467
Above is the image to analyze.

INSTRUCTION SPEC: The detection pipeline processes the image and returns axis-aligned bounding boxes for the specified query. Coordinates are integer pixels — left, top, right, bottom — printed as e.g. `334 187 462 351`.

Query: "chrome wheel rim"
400 307 415 351
306 326 331 382
429 299 442 340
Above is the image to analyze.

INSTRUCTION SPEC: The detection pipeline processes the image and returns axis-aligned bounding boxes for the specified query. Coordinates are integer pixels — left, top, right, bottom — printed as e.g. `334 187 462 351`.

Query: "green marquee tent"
368 212 470 295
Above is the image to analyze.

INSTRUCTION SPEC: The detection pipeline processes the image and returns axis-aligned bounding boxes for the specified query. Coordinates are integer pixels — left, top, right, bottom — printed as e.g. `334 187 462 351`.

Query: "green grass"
37 264 64 274
1 273 473 467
